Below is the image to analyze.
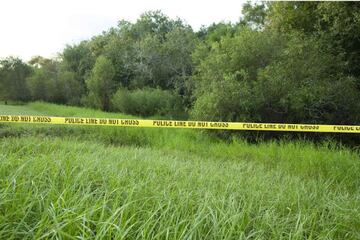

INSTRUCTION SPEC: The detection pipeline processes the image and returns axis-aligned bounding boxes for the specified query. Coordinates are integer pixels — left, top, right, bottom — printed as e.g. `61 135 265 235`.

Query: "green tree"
133 11 185 42
85 56 115 111
57 70 83 105
102 27 138 88
27 56 84 105
26 68 55 101
163 27 197 92
27 56 60 102
197 22 235 42
192 24 360 127
0 57 32 103
268 2 360 77
191 27 286 122
101 11 195 92
254 34 360 124
60 41 95 102
240 1 268 30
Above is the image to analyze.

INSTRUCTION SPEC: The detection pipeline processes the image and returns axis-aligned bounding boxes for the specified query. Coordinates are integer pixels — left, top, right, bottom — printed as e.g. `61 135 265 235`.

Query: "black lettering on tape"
210 122 228 128
0 116 10 121
121 120 139 126
11 116 19 122
65 118 84 124
334 126 355 131
153 121 172 127
85 118 98 124
300 125 319 130
20 116 31 122
243 123 263 129
33 116 51 123
264 124 277 129
174 121 187 127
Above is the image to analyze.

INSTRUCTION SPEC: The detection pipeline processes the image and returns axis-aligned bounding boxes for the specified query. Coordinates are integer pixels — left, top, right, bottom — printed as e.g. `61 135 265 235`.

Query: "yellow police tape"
0 115 360 133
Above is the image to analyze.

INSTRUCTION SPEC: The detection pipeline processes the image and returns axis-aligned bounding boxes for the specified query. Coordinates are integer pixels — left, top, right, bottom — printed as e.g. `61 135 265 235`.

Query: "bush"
253 35 360 125
191 28 287 123
111 88 184 118
192 31 360 126
85 56 115 111
80 92 102 109
191 74 254 122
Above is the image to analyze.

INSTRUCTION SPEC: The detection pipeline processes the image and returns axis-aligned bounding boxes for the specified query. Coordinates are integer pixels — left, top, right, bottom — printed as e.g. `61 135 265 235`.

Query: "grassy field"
0 102 359 239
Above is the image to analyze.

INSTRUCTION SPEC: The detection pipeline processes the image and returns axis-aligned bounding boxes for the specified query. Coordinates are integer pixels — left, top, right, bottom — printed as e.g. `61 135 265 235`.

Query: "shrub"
192 31 360 125
85 56 115 111
111 88 184 118
80 92 102 109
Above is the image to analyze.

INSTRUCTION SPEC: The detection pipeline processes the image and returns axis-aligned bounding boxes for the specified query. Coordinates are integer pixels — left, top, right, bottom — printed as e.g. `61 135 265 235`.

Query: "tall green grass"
0 102 360 239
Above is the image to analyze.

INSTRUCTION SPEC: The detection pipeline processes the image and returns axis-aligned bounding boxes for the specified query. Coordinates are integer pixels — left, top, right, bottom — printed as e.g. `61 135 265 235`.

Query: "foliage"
268 2 360 77
26 68 56 102
2 5 360 138
26 56 84 105
61 41 95 85
191 3 360 132
57 70 84 105
240 1 268 29
191 28 286 122
0 57 32 102
100 12 196 94
85 56 115 111
111 88 184 117
255 35 360 124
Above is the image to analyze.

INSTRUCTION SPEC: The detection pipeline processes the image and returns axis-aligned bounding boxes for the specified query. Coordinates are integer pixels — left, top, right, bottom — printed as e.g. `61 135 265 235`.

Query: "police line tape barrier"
0 115 360 133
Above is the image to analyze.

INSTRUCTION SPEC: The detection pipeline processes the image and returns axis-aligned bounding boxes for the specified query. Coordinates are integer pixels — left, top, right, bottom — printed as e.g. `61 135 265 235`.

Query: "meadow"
0 102 359 239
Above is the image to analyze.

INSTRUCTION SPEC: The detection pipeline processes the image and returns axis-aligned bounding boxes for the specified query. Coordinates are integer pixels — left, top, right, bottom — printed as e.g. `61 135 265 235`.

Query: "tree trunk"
102 95 110 112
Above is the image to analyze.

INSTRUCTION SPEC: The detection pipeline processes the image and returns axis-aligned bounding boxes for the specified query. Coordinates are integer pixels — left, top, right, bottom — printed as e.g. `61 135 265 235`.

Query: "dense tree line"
1 3 360 129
